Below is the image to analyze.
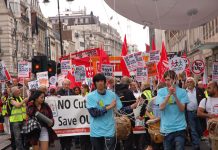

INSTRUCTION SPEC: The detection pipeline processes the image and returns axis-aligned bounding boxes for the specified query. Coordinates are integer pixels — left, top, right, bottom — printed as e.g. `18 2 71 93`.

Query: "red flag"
157 42 168 82
146 44 150 53
66 71 81 89
182 52 191 77
98 49 110 72
120 35 130 77
151 37 156 51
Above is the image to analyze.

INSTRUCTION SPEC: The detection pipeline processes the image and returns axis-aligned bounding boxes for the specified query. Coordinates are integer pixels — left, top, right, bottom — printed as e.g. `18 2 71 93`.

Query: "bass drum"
147 118 164 143
115 116 132 140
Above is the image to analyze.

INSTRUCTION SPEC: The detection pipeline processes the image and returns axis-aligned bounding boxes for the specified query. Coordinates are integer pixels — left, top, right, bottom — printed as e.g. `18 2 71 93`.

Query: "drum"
115 116 132 140
147 118 164 143
208 118 218 140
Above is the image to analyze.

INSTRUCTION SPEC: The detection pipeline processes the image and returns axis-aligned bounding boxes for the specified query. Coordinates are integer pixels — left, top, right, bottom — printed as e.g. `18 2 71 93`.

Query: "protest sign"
212 62 218 81
18 61 30 78
191 60 205 75
28 80 38 90
45 96 90 136
149 50 160 62
101 64 113 78
169 57 186 74
49 76 57 85
74 66 86 82
37 71 49 87
146 62 158 77
61 60 71 75
123 54 138 71
135 67 148 82
0 61 11 82
133 52 144 67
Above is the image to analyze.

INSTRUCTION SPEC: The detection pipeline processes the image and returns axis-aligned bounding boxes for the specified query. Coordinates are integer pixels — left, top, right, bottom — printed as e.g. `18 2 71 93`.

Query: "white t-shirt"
199 97 218 114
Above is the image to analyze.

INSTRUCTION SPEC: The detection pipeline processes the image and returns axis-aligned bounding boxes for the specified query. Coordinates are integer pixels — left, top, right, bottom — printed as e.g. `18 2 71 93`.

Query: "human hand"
208 114 217 119
169 86 176 95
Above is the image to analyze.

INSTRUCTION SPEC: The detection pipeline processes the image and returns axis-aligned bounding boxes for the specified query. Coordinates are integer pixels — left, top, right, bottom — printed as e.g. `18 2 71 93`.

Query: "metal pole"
57 0 63 56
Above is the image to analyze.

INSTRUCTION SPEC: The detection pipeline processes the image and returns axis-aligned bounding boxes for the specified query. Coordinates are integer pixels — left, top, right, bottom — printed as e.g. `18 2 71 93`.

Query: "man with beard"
197 81 218 119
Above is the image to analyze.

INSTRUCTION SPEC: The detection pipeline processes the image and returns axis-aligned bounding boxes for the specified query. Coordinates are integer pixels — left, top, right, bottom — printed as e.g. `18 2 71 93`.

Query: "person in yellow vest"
9 86 28 150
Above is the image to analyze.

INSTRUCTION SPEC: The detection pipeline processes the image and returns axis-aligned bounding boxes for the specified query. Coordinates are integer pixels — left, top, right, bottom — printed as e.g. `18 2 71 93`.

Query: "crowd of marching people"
0 70 217 150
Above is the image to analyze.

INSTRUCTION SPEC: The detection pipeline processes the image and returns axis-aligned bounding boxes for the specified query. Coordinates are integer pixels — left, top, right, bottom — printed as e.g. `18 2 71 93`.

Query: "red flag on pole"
182 52 191 77
66 71 81 89
157 42 168 82
98 49 110 72
120 35 130 77
146 44 150 53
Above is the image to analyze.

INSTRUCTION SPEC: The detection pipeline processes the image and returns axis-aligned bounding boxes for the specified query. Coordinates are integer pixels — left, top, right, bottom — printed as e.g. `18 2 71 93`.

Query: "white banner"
169 57 186 74
101 64 113 78
18 61 30 78
135 67 148 82
61 60 71 75
28 80 39 90
212 62 218 81
45 96 90 137
149 50 160 62
74 65 86 82
37 71 49 87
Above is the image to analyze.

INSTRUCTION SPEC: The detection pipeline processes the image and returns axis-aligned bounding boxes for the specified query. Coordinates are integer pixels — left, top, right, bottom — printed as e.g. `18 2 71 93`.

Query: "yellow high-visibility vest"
9 96 26 123
2 96 8 116
142 90 153 117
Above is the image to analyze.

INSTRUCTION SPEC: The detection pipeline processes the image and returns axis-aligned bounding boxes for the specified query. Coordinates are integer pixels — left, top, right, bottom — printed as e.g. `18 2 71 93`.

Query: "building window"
85 18 89 24
80 18 83 24
80 42 85 47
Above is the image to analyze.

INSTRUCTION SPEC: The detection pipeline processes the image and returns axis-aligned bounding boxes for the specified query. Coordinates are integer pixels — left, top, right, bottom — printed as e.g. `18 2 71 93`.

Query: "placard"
191 60 205 75
49 76 57 85
61 60 71 75
135 67 148 82
133 52 144 67
212 62 218 81
146 62 158 77
101 64 113 78
28 80 38 90
169 57 186 74
149 50 160 62
18 61 30 78
123 54 138 71
74 66 86 82
0 61 11 82
36 71 49 87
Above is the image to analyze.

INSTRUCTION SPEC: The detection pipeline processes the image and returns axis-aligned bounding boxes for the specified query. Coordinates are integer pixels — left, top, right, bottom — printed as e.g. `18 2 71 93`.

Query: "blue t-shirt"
86 90 122 137
156 86 189 134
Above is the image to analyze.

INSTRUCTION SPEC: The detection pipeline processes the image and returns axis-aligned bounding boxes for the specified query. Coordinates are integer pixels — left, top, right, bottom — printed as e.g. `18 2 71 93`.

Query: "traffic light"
47 60 56 77
32 56 48 74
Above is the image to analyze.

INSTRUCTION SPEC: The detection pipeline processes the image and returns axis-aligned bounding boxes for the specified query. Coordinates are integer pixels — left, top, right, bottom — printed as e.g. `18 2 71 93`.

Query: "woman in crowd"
26 90 57 150
81 84 89 97
73 86 81 95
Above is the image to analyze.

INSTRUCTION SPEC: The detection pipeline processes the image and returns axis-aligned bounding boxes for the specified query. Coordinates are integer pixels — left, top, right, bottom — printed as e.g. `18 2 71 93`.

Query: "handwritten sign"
37 71 49 87
101 64 113 78
74 66 86 82
169 57 186 74
212 62 218 81
135 67 148 82
191 60 205 75
149 50 160 62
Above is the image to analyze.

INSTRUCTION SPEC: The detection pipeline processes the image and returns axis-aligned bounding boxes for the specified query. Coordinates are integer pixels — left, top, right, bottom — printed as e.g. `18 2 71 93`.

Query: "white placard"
149 50 160 62
169 57 186 74
101 64 113 78
135 67 148 82
61 60 71 75
49 76 57 85
133 52 145 67
28 80 38 90
37 71 49 87
123 53 138 71
74 65 86 82
18 61 30 78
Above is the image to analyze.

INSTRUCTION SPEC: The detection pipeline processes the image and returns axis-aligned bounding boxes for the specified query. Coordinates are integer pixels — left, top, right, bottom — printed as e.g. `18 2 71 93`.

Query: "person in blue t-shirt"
87 73 139 150
156 70 189 150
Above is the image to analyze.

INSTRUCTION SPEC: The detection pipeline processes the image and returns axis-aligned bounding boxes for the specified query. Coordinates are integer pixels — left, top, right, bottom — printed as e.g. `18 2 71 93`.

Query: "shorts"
39 127 49 142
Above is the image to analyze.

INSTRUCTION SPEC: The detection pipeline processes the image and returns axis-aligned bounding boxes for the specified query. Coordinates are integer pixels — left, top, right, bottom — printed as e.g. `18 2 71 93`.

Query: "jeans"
187 111 201 150
90 137 116 150
80 135 92 150
163 130 186 150
60 136 72 150
10 121 24 150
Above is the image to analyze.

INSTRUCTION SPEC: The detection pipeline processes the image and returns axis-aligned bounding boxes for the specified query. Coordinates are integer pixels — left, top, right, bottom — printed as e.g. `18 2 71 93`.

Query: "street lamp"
43 0 74 56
